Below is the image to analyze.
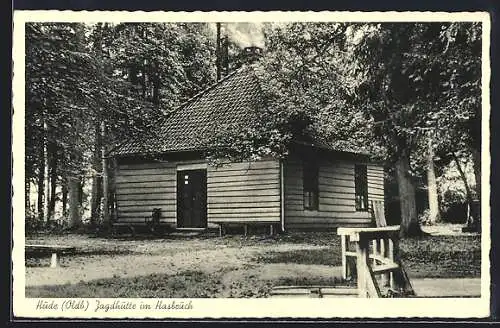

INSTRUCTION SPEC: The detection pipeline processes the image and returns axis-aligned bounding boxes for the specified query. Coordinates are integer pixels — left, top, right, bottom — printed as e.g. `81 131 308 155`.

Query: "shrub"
418 209 432 226
440 189 468 224
25 216 43 234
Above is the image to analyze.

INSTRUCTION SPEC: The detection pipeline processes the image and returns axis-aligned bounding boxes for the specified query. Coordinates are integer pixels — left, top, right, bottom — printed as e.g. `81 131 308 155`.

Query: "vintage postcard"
12 10 491 319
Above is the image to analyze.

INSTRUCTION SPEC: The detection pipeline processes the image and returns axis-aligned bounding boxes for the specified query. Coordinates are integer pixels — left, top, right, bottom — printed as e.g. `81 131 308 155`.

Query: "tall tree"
426 136 440 223
347 22 482 236
26 23 92 224
347 23 428 237
349 22 481 235
26 22 220 229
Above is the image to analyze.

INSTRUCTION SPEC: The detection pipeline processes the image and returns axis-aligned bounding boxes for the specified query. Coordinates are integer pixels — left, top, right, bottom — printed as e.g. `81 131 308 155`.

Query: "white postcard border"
12 10 492 319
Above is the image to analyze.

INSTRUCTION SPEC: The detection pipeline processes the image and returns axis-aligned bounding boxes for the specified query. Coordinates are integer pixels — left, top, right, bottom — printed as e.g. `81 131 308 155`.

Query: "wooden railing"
337 226 415 298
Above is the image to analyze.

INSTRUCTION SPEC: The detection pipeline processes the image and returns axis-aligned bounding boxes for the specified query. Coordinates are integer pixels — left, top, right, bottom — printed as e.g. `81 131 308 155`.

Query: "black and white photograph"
12 11 491 318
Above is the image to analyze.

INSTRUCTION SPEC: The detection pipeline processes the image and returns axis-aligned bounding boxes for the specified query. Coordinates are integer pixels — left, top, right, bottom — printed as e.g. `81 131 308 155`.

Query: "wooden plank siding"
283 156 385 230
115 161 178 225
114 158 281 226
114 155 384 230
206 160 281 223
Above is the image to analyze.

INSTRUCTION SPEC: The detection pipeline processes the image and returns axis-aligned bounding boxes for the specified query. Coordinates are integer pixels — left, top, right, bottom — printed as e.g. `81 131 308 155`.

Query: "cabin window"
355 164 369 211
303 161 319 210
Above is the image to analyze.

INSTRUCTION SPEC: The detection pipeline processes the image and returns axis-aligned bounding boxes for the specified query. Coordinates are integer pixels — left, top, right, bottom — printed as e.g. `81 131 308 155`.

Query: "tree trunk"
62 176 68 217
223 34 230 76
453 153 476 226
469 108 481 229
101 121 110 227
37 146 45 222
427 138 440 224
90 124 103 227
216 22 222 81
395 152 422 238
43 121 50 225
25 177 31 214
141 65 147 99
129 65 139 85
90 177 102 226
68 176 81 229
78 176 84 206
471 147 481 203
48 146 58 221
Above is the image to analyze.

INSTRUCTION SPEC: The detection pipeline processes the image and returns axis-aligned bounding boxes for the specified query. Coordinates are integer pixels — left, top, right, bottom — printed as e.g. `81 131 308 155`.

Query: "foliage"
25 215 44 235
206 23 382 163
436 157 477 223
345 22 481 236
25 22 482 233
256 248 341 266
26 23 90 181
348 22 481 177
205 22 481 237
418 209 436 226
25 22 217 223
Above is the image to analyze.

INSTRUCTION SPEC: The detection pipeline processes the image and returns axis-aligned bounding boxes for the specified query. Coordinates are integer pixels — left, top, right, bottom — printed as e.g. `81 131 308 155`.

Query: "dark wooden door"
177 169 207 228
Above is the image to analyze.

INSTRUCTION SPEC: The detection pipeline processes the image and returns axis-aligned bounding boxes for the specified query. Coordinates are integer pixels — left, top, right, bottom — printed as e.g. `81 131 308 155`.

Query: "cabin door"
177 169 207 228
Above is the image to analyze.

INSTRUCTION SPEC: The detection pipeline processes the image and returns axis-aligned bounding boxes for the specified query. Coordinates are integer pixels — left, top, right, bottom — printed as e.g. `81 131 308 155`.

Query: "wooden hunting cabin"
110 59 385 232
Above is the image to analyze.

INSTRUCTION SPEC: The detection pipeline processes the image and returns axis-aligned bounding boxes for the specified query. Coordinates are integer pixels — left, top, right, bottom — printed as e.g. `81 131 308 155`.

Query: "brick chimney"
241 46 263 64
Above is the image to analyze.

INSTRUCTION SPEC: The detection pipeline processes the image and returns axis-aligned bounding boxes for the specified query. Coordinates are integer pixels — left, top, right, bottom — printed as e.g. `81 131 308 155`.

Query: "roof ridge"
164 66 247 117
109 67 249 156
144 67 249 138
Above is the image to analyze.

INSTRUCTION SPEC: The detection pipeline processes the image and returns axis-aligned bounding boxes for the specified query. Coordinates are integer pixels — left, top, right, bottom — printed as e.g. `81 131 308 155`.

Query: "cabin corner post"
279 159 285 232
112 157 118 224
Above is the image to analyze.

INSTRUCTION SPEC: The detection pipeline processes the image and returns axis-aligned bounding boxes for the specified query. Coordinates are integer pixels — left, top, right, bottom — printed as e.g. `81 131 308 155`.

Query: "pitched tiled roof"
111 65 369 157
112 66 263 156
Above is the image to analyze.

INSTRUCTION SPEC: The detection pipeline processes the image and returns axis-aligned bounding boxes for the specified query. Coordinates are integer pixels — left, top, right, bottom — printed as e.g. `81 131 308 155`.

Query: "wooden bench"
214 222 278 237
112 208 169 236
25 245 76 268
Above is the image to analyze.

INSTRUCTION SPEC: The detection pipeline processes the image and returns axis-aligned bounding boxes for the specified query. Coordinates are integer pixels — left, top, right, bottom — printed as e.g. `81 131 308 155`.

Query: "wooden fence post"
356 236 369 297
50 253 58 268
381 238 390 287
391 237 400 290
341 235 347 280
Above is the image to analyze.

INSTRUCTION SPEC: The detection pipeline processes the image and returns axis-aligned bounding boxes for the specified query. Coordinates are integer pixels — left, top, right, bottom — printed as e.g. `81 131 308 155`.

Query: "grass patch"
255 234 480 279
26 265 353 299
256 248 341 266
400 235 481 278
272 232 340 246
26 270 222 298
25 249 139 267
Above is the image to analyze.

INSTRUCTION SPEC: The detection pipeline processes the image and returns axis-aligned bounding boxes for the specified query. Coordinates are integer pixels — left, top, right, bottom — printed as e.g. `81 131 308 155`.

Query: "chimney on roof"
215 23 231 80
240 46 263 64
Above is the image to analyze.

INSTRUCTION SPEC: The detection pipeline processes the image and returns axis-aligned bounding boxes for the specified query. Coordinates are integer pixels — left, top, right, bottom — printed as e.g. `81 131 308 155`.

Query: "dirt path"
25 234 335 288
411 278 481 297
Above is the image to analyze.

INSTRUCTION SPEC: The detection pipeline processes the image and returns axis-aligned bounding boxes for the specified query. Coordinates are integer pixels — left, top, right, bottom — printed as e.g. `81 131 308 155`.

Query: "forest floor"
24 224 481 298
